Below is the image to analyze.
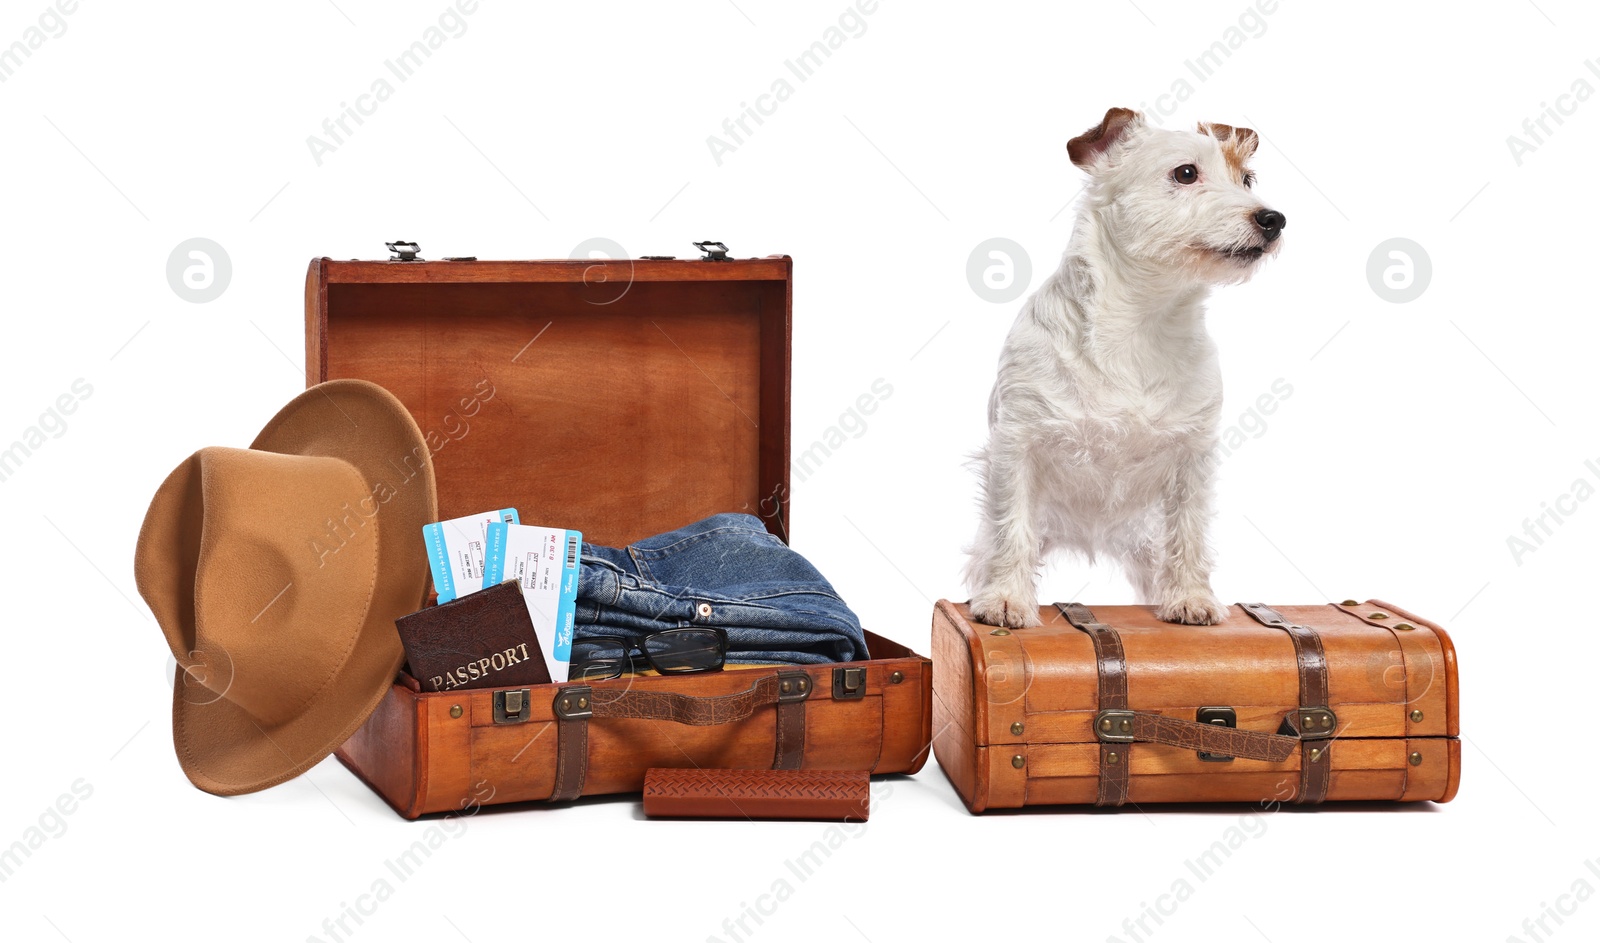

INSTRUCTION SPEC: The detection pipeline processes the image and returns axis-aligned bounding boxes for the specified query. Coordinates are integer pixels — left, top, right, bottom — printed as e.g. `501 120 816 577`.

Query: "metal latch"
553 686 594 720
1291 707 1337 739
692 240 730 261
833 666 867 700
1196 706 1236 762
1094 710 1136 743
386 240 422 261
492 688 531 724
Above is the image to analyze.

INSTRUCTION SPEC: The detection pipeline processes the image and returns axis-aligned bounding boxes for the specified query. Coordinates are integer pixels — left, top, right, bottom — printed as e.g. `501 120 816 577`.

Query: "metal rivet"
798 679 807 690
781 681 791 693
990 629 1011 636
890 671 904 684
1011 754 1025 769
697 602 712 618
1321 716 1332 729
1341 599 1359 606
560 697 570 710
1410 709 1424 722
1309 747 1323 762
1106 752 1120 764
1409 751 1423 767
1011 722 1024 736
1304 714 1315 726
449 704 463 719
1394 622 1415 631
1119 719 1131 733
1369 612 1388 620
1099 718 1113 732
578 697 588 708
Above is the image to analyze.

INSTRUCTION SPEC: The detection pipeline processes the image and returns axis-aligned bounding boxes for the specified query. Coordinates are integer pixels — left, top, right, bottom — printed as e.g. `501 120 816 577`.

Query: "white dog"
965 107 1285 628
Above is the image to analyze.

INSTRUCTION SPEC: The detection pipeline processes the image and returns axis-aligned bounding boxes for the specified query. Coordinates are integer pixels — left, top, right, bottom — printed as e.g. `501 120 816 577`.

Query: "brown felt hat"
134 379 437 796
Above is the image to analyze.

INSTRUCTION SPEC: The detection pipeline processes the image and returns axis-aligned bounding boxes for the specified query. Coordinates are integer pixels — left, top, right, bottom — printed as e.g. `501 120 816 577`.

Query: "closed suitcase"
932 598 1459 811
307 252 932 818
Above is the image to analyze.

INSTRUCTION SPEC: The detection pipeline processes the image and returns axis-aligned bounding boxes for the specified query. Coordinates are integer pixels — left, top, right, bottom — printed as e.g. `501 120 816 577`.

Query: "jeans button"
696 602 713 618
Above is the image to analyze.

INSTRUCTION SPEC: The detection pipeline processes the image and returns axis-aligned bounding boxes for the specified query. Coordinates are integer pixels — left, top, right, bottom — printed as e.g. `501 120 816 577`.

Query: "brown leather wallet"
642 768 869 821
395 579 551 692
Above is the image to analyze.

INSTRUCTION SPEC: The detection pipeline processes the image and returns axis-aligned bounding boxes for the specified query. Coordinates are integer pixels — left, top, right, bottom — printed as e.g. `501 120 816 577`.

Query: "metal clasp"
1196 706 1236 762
832 666 866 700
386 240 422 261
692 240 730 261
1094 709 1136 743
493 688 532 724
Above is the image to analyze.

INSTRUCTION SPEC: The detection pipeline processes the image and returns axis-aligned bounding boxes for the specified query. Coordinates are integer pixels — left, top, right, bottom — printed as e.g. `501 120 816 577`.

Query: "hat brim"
169 379 436 796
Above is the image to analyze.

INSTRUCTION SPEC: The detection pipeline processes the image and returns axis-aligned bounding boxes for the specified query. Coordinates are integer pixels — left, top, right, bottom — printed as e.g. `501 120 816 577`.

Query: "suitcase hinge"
832 666 867 700
493 687 532 724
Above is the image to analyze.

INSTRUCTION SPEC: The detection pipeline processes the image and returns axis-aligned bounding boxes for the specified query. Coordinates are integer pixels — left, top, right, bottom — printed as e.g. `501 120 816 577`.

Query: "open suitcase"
310 250 932 818
932 598 1460 811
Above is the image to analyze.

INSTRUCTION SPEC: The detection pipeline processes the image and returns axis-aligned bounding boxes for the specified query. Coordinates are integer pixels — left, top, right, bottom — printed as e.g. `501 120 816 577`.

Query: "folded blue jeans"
575 513 870 665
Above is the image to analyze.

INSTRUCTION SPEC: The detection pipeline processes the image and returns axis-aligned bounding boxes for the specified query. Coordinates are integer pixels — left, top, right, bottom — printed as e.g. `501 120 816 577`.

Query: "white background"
3 1 1596 941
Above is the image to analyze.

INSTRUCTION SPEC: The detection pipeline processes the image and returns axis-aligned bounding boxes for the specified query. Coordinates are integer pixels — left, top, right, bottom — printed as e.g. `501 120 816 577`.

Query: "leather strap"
1057 602 1130 806
774 695 805 770
1240 603 1333 804
589 673 805 725
551 708 589 802
549 670 812 801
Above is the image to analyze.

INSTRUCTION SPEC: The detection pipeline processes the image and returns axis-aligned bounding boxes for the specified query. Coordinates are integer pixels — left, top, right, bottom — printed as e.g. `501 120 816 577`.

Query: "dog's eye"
1243 171 1256 189
1173 164 1199 185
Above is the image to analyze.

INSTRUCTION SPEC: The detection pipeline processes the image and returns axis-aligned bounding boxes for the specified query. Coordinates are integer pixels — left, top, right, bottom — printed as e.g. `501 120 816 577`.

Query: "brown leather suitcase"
308 251 932 818
932 599 1460 811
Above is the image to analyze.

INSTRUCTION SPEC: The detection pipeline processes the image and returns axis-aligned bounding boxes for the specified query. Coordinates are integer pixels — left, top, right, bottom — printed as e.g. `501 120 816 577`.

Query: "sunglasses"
568 627 728 682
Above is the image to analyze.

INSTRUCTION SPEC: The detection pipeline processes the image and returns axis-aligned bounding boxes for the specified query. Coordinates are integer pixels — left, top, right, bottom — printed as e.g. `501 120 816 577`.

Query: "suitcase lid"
305 255 792 547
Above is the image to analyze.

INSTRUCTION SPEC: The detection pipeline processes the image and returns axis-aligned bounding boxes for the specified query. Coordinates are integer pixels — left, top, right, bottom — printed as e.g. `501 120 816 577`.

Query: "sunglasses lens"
643 629 724 673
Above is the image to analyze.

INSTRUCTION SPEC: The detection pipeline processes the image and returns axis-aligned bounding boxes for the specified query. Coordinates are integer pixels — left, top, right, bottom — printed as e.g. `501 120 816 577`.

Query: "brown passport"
642 768 870 821
395 579 551 692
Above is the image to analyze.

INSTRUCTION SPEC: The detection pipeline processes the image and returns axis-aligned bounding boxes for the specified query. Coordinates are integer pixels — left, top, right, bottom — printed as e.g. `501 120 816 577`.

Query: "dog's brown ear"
1068 107 1144 170
1198 122 1259 160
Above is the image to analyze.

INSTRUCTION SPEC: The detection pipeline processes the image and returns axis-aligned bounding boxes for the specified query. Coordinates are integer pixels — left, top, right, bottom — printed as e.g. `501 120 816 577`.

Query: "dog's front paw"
1156 593 1229 626
969 591 1043 629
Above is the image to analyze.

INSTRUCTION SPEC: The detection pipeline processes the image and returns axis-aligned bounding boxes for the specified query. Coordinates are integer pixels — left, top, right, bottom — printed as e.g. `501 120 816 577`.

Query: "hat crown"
170 447 382 727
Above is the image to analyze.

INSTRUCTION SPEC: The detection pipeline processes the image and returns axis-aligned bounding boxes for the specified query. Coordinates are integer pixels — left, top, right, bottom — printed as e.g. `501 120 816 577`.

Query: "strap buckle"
778 669 814 703
1290 707 1337 739
553 685 594 720
1093 709 1136 743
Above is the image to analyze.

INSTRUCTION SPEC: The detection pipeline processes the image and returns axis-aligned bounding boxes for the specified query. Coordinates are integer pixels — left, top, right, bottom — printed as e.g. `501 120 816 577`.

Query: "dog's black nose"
1254 208 1286 241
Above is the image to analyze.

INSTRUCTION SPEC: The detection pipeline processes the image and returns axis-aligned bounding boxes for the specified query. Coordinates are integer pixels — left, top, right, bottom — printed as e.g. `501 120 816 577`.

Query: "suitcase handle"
548 669 812 801
585 670 814 726
1094 710 1302 762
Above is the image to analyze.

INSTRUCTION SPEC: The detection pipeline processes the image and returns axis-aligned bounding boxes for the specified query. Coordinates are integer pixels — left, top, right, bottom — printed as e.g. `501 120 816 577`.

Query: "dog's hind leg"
964 438 1045 628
